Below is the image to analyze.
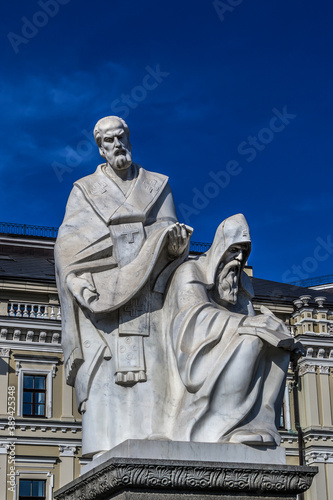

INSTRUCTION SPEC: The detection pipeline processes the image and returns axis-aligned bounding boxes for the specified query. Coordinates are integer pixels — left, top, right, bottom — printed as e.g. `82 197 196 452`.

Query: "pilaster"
0 348 10 415
299 364 320 427
0 443 8 500
59 446 77 488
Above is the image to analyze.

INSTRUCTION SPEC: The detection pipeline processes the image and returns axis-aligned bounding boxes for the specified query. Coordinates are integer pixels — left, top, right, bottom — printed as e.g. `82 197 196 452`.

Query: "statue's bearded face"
100 124 132 171
214 243 249 305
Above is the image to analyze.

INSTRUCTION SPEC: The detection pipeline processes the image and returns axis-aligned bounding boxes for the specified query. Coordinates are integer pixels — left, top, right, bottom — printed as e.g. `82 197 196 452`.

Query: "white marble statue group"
55 116 302 457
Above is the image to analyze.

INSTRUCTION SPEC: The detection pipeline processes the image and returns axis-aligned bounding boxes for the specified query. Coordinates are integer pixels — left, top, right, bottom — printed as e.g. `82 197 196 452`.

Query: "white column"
284 382 291 431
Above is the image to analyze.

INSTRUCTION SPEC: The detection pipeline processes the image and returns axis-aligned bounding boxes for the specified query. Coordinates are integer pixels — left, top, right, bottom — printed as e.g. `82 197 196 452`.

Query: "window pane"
36 392 45 404
23 376 34 389
23 403 33 415
35 404 45 416
20 480 32 496
23 392 33 403
32 480 45 497
34 377 46 389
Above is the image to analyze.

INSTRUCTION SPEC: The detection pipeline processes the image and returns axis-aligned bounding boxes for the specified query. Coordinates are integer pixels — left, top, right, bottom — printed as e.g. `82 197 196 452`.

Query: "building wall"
252 293 333 500
0 234 332 500
0 237 82 500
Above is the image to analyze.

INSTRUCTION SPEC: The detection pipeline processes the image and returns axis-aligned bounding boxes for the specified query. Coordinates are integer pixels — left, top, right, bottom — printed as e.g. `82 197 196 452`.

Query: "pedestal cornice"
54 457 317 500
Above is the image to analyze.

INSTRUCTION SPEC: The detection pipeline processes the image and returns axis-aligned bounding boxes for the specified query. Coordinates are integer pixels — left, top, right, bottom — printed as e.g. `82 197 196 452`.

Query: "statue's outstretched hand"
66 272 97 311
242 305 289 334
239 305 298 349
167 223 193 258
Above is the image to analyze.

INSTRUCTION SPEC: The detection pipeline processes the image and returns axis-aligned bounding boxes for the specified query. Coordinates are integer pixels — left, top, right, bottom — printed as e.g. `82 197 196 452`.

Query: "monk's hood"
198 213 252 295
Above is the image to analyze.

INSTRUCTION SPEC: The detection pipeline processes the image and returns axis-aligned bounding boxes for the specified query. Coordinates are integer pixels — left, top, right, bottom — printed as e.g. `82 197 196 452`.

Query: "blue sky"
1 0 332 283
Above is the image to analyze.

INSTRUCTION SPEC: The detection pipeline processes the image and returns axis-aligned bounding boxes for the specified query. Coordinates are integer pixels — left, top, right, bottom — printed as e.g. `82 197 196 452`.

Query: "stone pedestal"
55 441 317 500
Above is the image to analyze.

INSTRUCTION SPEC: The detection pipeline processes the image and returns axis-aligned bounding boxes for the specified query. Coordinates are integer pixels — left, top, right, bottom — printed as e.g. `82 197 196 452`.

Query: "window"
19 480 45 500
15 354 59 418
279 403 285 429
23 375 46 417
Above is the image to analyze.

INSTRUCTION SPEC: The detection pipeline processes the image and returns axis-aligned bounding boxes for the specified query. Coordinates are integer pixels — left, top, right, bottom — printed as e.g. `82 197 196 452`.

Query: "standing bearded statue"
55 116 191 457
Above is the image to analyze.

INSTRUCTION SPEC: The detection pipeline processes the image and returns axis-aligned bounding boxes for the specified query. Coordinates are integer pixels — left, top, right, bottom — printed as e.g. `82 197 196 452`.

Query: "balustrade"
7 302 61 321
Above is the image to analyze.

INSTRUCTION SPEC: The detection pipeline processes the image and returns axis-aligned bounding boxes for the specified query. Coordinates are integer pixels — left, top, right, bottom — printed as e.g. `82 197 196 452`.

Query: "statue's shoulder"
136 164 169 185
173 257 202 283
73 164 105 191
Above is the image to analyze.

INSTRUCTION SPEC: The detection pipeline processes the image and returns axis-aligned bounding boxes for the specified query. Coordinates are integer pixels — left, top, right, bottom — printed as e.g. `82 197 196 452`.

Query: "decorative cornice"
319 365 330 375
0 437 81 448
0 347 10 357
0 325 61 342
0 341 62 354
0 418 81 437
0 442 9 454
14 456 58 465
302 430 333 443
280 434 299 444
299 364 317 376
305 449 333 465
59 445 77 457
54 459 317 500
14 354 60 376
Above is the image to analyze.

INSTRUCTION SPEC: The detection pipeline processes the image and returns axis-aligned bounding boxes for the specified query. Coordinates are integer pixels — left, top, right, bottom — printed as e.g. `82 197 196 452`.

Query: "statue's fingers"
168 226 176 243
185 225 194 235
177 224 183 243
172 226 178 242
168 227 175 239
172 224 180 245
180 224 187 241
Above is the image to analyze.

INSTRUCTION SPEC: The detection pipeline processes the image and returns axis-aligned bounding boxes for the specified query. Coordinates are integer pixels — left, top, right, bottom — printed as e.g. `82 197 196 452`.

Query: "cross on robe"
124 299 145 317
121 228 139 244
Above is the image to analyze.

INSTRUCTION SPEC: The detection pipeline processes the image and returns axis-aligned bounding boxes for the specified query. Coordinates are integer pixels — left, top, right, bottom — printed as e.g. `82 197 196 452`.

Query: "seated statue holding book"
161 213 303 445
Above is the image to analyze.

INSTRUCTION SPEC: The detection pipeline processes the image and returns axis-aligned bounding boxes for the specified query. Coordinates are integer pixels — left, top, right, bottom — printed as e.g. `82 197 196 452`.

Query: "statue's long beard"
114 150 132 170
218 261 240 304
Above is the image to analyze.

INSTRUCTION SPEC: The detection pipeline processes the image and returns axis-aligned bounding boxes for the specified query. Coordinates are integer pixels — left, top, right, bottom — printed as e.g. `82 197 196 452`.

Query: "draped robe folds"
55 163 188 456
161 243 291 445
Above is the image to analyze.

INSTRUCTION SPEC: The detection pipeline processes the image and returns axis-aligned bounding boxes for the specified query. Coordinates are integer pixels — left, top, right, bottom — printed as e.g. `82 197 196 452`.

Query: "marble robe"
55 163 187 456
160 215 291 445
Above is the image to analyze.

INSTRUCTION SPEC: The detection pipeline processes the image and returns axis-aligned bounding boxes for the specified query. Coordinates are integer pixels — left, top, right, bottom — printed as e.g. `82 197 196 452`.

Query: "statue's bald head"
94 116 130 148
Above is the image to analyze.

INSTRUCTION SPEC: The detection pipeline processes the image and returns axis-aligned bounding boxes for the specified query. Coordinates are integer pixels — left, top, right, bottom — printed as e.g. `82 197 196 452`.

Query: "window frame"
17 368 53 419
22 374 47 418
15 471 54 500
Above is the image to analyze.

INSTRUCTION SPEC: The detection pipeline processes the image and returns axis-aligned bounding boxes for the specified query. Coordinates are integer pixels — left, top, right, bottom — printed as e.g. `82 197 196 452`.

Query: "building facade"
0 224 332 500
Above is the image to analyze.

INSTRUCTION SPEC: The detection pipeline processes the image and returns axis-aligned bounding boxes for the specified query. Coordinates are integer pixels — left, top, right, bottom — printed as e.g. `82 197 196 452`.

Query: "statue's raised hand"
167 223 193 258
